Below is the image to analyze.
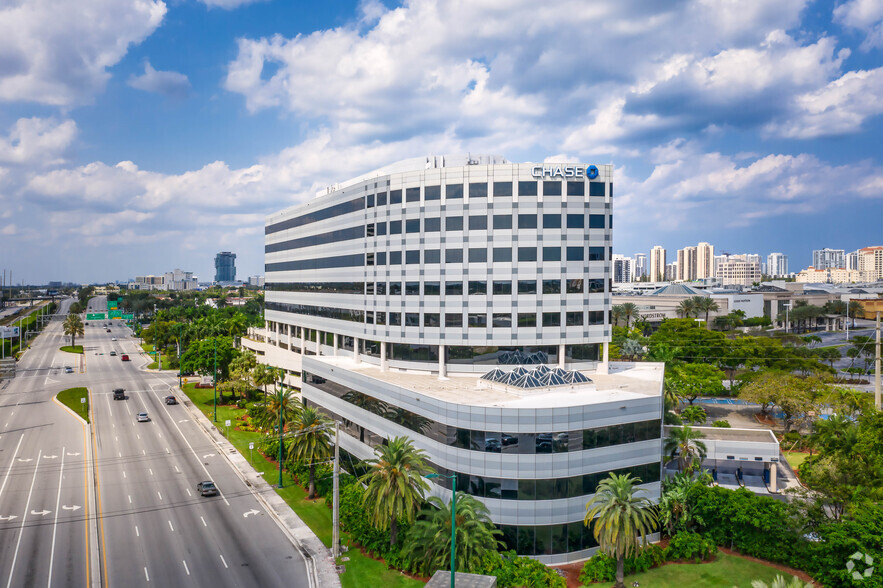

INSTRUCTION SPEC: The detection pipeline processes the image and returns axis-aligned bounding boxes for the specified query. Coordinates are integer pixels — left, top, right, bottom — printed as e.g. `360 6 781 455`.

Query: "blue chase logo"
586 165 599 179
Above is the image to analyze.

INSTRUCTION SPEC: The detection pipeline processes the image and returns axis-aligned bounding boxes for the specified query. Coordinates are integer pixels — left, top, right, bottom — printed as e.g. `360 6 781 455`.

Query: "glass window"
366 223 375 237
366 252 375 266
566 246 584 261
492 313 512 328
567 181 585 196
543 213 561 228
469 215 487 230
566 214 584 229
493 247 512 262
405 313 420 326
389 251 402 265
390 220 402 234
518 214 537 229
424 282 440 295
389 312 401 326
366 311 374 323
518 181 537 196
468 248 487 263
588 246 605 261
518 280 537 294
518 247 537 262
424 217 441 232
566 312 584 326
406 219 420 233
390 282 402 295
376 192 387 206
566 279 584 293
543 312 561 327
424 313 440 327
468 313 487 328
366 282 375 295
468 281 487 295
543 181 562 196
446 216 463 231
542 279 561 294
589 182 605 197
425 185 441 200
543 247 560 262
588 278 604 293
589 214 605 229
390 189 402 204
446 183 463 199
405 282 420 295
445 313 462 327
425 249 441 264
492 281 512 295
493 181 512 197
518 313 536 327
376 312 386 325
588 310 605 325
366 194 374 208
406 187 420 202
406 250 420 264
376 221 387 236
377 252 386 265
493 214 512 229
517 526 535 555
446 281 463 295
376 282 386 295
469 182 488 198
446 248 463 263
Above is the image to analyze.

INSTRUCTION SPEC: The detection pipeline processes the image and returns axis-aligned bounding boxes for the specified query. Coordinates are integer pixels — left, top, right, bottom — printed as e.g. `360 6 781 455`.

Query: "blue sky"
1 0 882 284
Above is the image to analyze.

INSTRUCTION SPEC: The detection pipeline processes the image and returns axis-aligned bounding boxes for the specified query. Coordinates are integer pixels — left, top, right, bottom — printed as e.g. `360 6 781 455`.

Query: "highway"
0 297 312 587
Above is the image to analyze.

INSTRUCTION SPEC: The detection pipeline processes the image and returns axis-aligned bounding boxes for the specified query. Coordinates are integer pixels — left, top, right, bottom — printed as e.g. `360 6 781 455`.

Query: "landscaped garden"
56 387 90 422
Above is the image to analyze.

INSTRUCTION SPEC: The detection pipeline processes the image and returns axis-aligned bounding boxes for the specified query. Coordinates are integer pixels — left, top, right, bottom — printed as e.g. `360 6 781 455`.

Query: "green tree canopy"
666 363 725 405
287 406 332 499
179 336 237 381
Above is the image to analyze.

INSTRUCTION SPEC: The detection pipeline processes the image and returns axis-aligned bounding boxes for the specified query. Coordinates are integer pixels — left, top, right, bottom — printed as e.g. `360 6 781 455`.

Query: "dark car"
165 395 177 405
109 351 117 356
106 329 111 333
112 388 125 400
64 366 74 374
196 481 218 497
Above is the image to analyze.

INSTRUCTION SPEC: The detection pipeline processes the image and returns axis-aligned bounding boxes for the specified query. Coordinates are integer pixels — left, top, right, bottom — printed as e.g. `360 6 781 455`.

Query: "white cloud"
834 0 883 49
0 117 77 166
198 0 267 9
127 61 191 98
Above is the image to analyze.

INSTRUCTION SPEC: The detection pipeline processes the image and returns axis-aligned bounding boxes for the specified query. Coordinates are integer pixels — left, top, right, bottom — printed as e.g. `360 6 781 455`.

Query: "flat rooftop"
666 426 778 444
310 358 664 409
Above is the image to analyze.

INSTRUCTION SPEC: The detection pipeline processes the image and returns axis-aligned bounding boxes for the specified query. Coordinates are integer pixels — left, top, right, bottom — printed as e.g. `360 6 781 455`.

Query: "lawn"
178 383 424 587
612 552 801 587
57 387 90 423
60 345 84 354
140 343 165 369
784 451 810 472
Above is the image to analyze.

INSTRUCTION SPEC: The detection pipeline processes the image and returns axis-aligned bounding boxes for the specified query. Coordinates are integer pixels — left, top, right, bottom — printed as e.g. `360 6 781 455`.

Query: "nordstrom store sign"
531 164 599 179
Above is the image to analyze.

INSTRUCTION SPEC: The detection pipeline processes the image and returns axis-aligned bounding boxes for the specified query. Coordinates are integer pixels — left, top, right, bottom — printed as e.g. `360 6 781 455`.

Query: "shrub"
479 551 566 588
712 420 731 428
578 545 665 584
664 531 717 562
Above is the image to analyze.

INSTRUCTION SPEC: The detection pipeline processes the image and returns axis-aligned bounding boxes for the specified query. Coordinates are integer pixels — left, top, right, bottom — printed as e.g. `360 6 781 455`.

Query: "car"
136 412 150 422
112 388 125 400
106 329 111 333
165 395 177 405
196 481 218 497
109 351 117 356
111 337 117 341
121 354 130 361
64 366 73 373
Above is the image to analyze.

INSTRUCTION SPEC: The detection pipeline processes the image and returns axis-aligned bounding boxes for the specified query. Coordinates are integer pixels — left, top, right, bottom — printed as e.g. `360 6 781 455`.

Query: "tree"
620 302 638 329
665 363 725 405
228 350 257 401
252 363 276 399
664 425 707 472
62 314 84 347
360 436 432 547
658 471 709 535
847 300 863 327
681 405 708 425
288 406 332 499
750 575 814 588
620 338 644 361
403 493 502 576
738 372 821 433
254 386 301 433
179 336 237 382
611 305 624 327
676 298 697 319
584 473 658 588
692 296 720 328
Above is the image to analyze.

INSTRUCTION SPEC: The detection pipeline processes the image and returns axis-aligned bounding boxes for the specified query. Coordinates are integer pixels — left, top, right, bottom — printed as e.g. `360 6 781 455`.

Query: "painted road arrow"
16 458 32 463
43 455 58 459
178 420 190 423
0 515 18 521
30 510 51 516
203 453 215 458
242 510 260 518
66 452 80 456
62 505 81 512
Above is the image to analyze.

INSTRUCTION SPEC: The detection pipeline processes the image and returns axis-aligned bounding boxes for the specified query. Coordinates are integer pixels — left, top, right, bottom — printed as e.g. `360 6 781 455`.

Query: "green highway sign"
86 313 106 320
122 313 134 320
109 310 122 319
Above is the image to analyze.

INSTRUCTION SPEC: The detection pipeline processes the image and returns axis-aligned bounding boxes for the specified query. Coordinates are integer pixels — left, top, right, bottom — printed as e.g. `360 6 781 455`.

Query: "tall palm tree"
692 296 719 328
360 436 433 547
62 314 84 347
252 363 274 399
585 473 658 588
664 425 708 472
676 298 696 319
402 493 502 576
620 302 639 329
288 406 332 499
255 386 301 433
611 305 624 327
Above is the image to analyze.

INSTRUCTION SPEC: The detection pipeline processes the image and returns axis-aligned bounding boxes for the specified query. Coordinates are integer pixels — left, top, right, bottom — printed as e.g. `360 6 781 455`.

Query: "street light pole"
213 338 218 422
332 420 340 559
277 373 284 489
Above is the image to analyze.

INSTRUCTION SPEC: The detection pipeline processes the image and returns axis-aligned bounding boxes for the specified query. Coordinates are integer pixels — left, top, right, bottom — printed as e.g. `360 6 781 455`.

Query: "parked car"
165 395 177 405
196 481 218 497
136 412 150 422
112 388 125 400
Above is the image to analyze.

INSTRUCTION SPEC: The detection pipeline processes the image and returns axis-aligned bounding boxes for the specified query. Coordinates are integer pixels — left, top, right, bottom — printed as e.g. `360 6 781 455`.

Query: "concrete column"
598 341 610 375
380 341 388 372
770 299 778 326
354 337 361 364
301 329 306 356
558 344 565 368
770 463 777 492
287 324 292 348
317 330 322 356
438 344 446 378
333 333 338 357
275 322 280 347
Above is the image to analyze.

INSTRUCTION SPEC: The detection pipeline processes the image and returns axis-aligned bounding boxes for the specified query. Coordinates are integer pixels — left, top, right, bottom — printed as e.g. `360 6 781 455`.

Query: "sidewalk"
175 385 341 588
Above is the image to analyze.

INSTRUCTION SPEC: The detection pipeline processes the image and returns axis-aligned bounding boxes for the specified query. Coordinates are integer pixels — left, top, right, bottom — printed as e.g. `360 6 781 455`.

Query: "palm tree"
692 296 719 328
288 406 332 499
585 473 658 588
62 314 84 347
621 338 644 361
402 493 502 576
252 363 275 399
847 300 863 327
664 425 707 472
680 405 707 425
676 298 696 319
360 436 432 547
254 386 301 433
750 575 814 588
620 302 638 329
611 305 624 327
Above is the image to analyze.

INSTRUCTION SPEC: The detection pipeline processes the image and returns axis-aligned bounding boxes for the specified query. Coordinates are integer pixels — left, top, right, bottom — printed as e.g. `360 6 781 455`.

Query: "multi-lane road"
0 299 312 587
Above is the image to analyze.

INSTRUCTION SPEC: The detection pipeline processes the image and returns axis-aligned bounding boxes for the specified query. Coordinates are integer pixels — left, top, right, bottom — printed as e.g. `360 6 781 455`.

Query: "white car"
136 412 150 422
111 337 117 341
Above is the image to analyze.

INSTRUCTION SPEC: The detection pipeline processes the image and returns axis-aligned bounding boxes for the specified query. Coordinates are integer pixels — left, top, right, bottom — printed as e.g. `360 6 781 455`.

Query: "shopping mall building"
243 155 664 563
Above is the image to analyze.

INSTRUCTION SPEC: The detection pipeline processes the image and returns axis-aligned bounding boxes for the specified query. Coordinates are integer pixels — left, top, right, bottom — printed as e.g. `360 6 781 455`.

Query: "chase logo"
586 165 599 180
530 164 601 179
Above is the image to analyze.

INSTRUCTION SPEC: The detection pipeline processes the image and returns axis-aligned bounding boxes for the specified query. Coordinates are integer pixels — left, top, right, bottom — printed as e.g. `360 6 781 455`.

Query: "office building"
796 267 863 284
696 242 714 279
846 250 860 271
766 253 788 278
664 262 678 281
215 251 237 283
812 248 845 270
252 155 664 563
716 255 761 287
650 246 666 282
857 246 883 281
612 254 633 284
163 269 198 291
676 246 697 281
248 275 266 287
634 253 647 280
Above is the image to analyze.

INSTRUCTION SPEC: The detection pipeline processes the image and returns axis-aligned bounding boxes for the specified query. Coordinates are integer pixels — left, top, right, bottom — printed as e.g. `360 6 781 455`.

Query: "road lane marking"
158 433 162 438
148 468 153 476
0 435 24 501
157 491 162 501
142 450 146 456
200 516 206 527
48 446 66 588
219 555 228 569
128 496 132 504
6 449 42 588
243 509 259 518
137 434 140 440
168 520 174 532
174 465 180 473
117 452 121 458
122 471 127 479
144 567 149 582
186 488 191 497
183 560 190 576
135 526 139 537
166 448 170 454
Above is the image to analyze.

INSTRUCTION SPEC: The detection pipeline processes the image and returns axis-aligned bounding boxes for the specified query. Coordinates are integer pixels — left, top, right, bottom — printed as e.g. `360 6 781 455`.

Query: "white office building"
612 254 633 284
766 253 788 278
247 155 664 563
812 248 845 270
633 253 647 280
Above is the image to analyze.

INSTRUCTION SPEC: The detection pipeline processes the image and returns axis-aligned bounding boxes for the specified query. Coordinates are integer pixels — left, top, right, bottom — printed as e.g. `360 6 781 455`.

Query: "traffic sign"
86 313 105 320
109 310 122 319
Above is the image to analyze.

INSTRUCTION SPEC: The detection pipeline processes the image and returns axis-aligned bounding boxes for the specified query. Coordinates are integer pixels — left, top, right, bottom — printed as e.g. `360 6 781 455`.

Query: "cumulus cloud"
127 61 191 98
0 117 77 166
198 0 267 9
834 0 883 50
0 0 166 106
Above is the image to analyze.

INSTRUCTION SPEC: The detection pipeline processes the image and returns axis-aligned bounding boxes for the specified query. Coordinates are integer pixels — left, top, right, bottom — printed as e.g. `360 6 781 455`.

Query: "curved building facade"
252 155 664 564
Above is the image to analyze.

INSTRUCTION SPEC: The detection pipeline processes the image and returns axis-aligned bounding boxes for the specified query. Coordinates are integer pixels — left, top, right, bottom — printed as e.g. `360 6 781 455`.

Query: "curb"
174 387 340 588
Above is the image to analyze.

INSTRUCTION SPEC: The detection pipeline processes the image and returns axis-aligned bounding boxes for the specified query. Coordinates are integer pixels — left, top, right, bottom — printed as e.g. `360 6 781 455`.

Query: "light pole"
277 372 284 488
213 338 218 422
425 473 457 588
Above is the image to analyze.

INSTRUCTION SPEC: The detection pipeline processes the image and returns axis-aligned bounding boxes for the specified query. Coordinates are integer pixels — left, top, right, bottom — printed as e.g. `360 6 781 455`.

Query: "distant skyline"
1 0 882 284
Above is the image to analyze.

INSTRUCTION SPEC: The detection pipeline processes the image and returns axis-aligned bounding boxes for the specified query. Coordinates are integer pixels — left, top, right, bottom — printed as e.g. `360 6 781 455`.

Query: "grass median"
60 345 84 354
178 383 423 587
57 387 90 423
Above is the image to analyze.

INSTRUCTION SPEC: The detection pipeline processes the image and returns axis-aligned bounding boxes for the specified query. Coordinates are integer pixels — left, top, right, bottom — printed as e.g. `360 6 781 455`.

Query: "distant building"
766 253 789 278
248 275 265 287
717 255 762 287
650 246 666 282
633 253 647 279
215 252 237 282
813 248 845 270
133 275 164 290
676 246 697 281
664 262 678 281
857 246 883 281
612 255 633 284
163 269 198 291
846 250 860 270
696 242 715 279
796 267 863 284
